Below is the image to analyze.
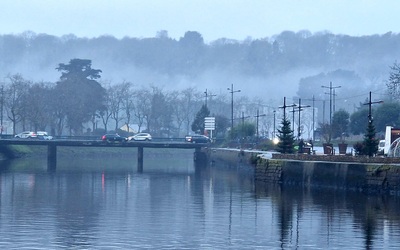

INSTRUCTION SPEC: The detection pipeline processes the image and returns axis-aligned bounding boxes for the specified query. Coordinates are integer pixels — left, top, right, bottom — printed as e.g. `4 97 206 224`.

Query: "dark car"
185 135 211 143
101 134 127 143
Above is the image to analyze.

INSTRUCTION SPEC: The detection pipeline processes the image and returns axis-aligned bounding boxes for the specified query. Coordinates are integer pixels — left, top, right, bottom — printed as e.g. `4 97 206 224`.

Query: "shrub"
353 141 365 155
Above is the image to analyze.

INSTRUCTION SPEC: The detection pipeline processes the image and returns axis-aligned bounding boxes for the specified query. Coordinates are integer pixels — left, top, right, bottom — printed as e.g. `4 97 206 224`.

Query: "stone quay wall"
257 158 400 195
208 148 400 195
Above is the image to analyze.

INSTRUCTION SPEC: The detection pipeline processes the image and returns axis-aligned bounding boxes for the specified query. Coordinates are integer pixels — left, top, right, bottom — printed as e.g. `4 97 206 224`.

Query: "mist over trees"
1 30 400 138
1 30 399 98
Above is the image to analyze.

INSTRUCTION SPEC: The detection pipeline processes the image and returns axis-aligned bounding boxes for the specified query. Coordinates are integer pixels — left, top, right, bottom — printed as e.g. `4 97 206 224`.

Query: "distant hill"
0 30 398 109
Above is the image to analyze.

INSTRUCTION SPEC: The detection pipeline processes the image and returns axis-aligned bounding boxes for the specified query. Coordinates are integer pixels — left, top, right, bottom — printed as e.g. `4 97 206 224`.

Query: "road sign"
204 117 215 130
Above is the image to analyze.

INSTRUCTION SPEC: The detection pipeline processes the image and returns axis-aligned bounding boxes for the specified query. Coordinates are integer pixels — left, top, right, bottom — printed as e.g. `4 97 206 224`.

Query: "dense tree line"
2 58 400 140
2 30 400 140
2 58 277 137
1 30 400 79
1 30 399 125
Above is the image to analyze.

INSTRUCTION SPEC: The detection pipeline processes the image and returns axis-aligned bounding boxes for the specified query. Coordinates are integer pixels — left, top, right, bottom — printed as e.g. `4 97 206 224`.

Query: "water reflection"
255 183 400 249
0 150 400 249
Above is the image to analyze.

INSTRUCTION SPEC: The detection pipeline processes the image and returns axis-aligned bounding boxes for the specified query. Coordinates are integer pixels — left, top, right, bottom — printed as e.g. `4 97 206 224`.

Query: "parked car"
37 131 53 140
101 134 127 143
185 135 211 143
128 133 152 141
15 131 37 139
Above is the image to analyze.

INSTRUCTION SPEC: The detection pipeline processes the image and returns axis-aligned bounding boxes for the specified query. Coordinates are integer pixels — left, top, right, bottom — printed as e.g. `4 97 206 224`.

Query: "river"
0 148 400 249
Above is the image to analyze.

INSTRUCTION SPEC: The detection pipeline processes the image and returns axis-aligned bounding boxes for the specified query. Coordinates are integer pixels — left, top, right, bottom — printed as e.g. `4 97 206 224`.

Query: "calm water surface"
1 148 400 249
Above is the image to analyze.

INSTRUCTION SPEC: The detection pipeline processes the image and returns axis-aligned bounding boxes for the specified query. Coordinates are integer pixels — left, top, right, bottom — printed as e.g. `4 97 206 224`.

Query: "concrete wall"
256 158 400 195
207 148 400 195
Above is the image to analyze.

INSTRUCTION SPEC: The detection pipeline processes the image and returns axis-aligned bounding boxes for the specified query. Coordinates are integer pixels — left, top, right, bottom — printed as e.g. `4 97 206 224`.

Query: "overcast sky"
1 0 399 42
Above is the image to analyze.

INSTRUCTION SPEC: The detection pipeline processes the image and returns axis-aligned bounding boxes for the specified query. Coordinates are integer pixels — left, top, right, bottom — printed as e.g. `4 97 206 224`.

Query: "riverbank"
208 148 400 195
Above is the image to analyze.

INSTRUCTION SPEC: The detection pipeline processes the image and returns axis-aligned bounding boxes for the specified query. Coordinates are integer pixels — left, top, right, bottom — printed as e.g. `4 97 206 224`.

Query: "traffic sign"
204 117 215 130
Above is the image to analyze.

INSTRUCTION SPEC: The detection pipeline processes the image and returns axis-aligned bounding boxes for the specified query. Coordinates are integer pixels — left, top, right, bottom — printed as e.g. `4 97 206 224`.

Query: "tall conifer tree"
277 117 295 153
191 104 210 134
363 120 379 157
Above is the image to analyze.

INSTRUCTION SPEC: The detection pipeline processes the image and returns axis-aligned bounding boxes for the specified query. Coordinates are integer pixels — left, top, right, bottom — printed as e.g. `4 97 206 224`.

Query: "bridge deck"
0 139 207 149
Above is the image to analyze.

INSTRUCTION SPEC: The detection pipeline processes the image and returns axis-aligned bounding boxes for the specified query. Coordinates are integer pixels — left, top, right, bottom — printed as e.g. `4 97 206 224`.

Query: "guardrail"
1 134 188 142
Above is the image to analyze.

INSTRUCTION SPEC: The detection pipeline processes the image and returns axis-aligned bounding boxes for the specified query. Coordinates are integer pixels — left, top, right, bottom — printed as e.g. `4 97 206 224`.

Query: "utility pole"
241 111 250 147
322 82 341 142
279 97 296 129
290 105 297 132
254 109 266 138
273 110 276 140
321 81 341 126
0 85 3 136
241 112 251 126
364 91 383 122
296 98 310 139
333 88 338 113
312 95 315 141
322 99 326 124
227 84 241 132
204 89 216 109
303 95 320 141
363 91 383 157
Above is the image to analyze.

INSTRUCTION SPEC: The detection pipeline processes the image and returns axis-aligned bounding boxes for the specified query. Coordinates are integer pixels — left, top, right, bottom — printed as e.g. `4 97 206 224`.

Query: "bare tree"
180 87 201 135
130 87 150 133
120 81 135 133
387 62 400 100
108 82 127 131
99 81 113 132
24 81 54 132
147 86 169 136
169 90 186 137
4 74 30 134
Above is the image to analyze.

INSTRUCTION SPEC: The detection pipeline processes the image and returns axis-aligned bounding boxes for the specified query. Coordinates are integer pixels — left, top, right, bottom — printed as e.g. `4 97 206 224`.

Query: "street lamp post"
227 84 241 132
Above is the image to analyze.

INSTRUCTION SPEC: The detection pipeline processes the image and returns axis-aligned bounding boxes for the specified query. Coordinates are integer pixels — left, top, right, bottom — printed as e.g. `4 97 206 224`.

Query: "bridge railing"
3 134 188 142
55 136 187 142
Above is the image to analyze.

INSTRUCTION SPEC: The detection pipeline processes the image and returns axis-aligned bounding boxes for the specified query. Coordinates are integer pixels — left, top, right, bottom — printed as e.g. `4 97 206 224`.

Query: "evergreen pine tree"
363 119 379 157
191 104 210 134
277 116 295 154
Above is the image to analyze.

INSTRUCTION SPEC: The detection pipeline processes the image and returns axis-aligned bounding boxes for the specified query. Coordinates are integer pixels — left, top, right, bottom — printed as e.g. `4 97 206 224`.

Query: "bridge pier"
47 145 57 171
137 146 143 172
0 139 207 172
194 147 208 164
